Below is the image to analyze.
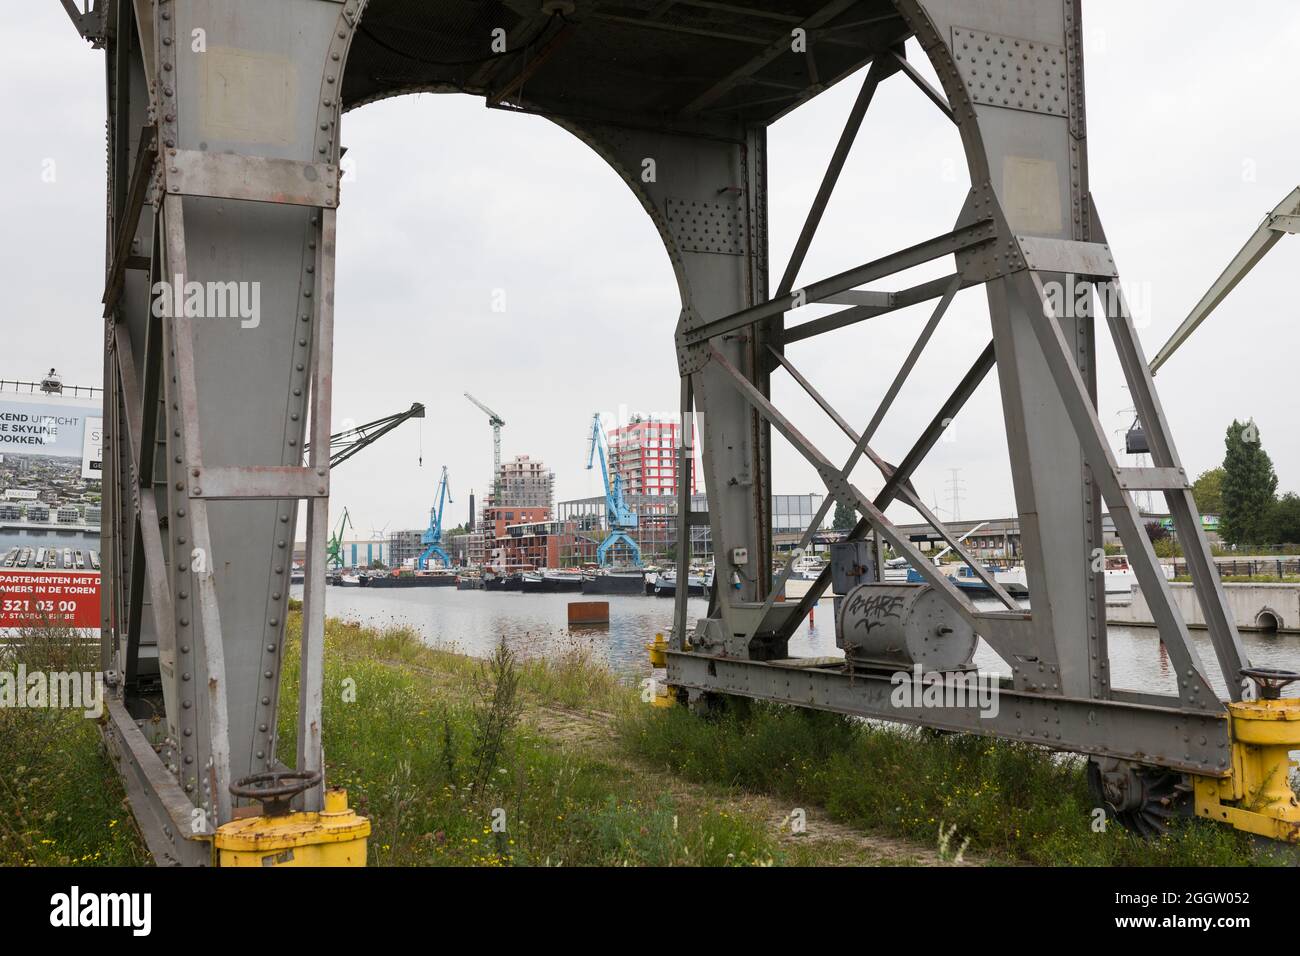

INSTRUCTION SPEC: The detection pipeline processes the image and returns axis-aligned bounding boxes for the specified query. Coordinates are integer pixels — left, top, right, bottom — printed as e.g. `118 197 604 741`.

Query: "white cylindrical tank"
836 583 976 670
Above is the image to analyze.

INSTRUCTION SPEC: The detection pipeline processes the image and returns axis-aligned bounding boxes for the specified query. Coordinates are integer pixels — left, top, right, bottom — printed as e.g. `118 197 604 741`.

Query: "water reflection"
299 584 1300 700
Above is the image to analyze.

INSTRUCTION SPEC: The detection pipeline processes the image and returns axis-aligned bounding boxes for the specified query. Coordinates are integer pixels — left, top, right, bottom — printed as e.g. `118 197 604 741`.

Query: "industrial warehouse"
2 0 1300 930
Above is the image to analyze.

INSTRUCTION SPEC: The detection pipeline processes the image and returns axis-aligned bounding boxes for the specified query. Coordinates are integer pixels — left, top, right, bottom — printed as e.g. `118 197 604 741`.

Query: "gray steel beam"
1086 207 1248 694
102 697 211 866
297 208 338 812
685 220 995 344
101 124 156 316
60 0 105 44
780 340 997 636
667 653 1233 775
671 376 695 652
1008 266 1217 707
889 48 954 121
782 272 972 343
775 55 892 298
1150 186 1300 374
591 12 774 46
707 344 981 623
680 0 861 114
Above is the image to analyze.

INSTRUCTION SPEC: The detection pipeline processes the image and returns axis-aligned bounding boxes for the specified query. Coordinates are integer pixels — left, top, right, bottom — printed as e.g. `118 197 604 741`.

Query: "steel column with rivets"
100 0 363 847
557 118 774 657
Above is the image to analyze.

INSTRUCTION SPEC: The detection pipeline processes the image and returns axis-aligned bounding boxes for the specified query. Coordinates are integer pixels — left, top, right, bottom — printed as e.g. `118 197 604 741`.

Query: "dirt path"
365 649 972 866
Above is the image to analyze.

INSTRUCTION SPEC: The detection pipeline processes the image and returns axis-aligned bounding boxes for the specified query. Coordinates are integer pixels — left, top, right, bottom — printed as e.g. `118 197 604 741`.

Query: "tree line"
1191 420 1300 546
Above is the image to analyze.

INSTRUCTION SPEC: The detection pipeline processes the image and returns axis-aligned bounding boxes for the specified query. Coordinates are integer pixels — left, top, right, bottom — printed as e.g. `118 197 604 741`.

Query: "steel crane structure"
416 466 453 570
325 507 353 571
79 0 1300 863
586 413 641 567
302 401 425 469
464 393 504 505
1150 186 1300 375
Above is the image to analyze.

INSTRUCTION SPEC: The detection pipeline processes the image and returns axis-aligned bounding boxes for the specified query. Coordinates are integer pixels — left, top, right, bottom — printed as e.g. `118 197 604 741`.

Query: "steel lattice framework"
66 0 1273 862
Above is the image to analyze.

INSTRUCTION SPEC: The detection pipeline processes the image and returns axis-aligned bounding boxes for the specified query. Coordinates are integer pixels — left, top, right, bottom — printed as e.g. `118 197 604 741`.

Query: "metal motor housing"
836 583 977 671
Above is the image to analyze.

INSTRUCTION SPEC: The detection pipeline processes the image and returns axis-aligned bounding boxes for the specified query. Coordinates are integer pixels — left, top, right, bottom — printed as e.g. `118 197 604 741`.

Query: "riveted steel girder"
85 0 1254 862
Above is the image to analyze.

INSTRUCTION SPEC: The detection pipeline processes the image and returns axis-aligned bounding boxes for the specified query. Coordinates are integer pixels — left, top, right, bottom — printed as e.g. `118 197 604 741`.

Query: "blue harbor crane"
586 413 641 567
416 466 453 570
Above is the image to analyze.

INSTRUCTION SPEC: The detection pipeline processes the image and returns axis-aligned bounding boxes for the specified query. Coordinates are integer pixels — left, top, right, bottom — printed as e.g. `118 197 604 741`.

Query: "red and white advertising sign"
0 570 100 628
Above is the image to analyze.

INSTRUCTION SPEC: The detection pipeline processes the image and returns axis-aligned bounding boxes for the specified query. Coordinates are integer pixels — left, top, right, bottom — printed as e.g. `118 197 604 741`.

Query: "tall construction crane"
586 413 641 567
303 402 425 468
464 392 504 504
417 466 453 570
326 507 352 570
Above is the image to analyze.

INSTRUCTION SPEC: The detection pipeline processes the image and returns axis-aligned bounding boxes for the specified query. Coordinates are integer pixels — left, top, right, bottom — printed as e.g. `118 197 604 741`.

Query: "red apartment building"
607 417 696 498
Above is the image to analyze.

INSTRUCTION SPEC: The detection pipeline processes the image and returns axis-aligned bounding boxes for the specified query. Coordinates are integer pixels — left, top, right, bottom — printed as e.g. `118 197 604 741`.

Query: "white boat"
882 556 910 583
993 564 1029 595
1103 554 1173 596
790 553 827 580
653 567 713 597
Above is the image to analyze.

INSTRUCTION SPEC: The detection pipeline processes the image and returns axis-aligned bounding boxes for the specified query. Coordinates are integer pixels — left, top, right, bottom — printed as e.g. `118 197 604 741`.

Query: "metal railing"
0 378 103 399
1172 557 1300 579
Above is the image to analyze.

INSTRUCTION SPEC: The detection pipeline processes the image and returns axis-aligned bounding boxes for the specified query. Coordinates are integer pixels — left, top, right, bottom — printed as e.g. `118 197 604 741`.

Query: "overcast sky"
5 2 1298 540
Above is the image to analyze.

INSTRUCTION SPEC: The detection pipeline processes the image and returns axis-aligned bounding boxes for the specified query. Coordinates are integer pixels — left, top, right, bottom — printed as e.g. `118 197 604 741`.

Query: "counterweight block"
836 583 977 672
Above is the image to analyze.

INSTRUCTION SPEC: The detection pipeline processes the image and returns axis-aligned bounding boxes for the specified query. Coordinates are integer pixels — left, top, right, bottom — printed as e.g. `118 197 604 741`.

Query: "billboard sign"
0 395 94 458
0 570 100 628
0 386 102 630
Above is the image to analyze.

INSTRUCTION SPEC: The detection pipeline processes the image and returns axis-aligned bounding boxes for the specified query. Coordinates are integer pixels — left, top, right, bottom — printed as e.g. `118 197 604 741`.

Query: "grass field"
0 612 1275 866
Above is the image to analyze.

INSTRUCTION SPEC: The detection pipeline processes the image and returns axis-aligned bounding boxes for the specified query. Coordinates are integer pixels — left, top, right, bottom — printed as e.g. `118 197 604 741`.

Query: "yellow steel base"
652 687 677 708
1193 698 1300 843
647 633 668 668
647 633 677 707
215 788 371 866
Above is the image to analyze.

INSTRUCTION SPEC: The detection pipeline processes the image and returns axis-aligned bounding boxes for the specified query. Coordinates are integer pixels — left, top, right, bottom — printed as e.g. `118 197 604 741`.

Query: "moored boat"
483 570 525 591
366 569 458 588
543 569 584 592
653 568 712 597
581 567 646 595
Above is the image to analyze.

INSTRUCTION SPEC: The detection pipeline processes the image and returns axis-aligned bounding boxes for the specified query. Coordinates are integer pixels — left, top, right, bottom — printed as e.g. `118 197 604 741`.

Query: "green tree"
1219 419 1277 545
832 499 856 531
1268 493 1300 545
1190 467 1224 515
